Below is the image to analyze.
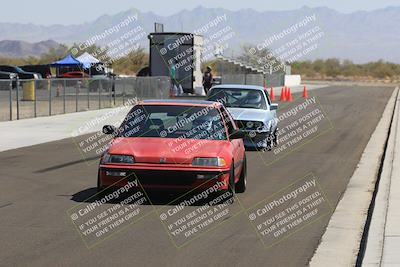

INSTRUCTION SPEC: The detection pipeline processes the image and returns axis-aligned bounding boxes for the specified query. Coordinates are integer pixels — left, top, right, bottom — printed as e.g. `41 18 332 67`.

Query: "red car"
59 71 89 78
98 99 247 197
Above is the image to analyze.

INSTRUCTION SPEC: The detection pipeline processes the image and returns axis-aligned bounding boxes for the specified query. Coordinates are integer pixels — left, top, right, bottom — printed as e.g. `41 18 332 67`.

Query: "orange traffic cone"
302 85 308 99
280 87 286 102
270 87 275 101
286 87 293 102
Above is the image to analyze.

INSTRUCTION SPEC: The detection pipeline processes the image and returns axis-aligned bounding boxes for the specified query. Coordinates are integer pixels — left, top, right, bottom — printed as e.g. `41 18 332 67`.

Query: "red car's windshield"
118 105 227 140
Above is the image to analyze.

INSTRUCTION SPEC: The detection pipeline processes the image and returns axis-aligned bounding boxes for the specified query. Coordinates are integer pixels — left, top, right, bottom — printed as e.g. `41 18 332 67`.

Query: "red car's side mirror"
102 125 116 135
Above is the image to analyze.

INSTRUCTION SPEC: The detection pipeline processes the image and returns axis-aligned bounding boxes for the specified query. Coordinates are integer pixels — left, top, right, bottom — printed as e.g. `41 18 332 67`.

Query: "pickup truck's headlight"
254 121 264 129
257 121 271 132
101 153 134 164
192 157 226 167
244 121 263 130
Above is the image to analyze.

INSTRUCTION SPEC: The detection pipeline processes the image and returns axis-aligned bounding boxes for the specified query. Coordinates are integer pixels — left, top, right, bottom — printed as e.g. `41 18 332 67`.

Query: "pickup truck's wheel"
265 134 273 151
273 129 279 147
235 155 247 193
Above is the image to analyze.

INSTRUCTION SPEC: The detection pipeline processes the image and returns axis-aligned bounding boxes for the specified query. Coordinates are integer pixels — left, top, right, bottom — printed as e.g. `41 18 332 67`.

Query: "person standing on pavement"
202 66 213 95
169 60 181 96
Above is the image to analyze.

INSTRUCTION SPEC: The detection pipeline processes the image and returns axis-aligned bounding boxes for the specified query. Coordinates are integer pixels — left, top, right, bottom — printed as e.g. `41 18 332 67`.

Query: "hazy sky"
1 0 399 25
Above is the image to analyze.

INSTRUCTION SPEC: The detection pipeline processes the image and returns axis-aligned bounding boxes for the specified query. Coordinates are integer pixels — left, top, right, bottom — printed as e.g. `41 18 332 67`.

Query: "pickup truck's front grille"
236 120 261 130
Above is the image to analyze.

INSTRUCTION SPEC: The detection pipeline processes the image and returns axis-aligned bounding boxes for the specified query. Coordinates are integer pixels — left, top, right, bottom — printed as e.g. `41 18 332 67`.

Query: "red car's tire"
97 172 108 198
228 163 235 195
235 155 247 193
97 171 103 192
213 163 235 205
223 162 235 203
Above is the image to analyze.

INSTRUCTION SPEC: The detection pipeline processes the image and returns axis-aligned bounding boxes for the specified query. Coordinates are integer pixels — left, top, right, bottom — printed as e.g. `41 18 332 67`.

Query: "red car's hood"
108 137 230 164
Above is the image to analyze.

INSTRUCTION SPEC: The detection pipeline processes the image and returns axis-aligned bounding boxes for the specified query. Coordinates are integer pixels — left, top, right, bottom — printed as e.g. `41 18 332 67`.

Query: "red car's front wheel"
215 162 236 203
235 155 247 193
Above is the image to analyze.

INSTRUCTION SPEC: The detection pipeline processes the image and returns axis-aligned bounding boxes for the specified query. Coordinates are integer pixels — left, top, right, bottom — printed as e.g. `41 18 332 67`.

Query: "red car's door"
220 106 245 181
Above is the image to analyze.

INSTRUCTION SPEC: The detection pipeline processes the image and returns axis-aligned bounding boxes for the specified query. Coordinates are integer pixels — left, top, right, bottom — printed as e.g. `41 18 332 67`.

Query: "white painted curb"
362 87 399 266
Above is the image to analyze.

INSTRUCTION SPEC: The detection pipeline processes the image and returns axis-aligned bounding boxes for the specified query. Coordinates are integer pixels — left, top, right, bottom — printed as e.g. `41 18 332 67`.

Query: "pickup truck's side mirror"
270 103 278 111
103 125 116 135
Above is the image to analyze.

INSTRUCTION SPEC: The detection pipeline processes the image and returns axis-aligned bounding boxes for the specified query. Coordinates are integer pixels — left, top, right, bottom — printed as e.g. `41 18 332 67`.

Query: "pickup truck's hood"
227 107 268 121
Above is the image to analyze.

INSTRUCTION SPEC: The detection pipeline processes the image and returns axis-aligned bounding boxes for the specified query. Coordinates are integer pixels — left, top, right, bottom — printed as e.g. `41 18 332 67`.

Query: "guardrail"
0 77 171 121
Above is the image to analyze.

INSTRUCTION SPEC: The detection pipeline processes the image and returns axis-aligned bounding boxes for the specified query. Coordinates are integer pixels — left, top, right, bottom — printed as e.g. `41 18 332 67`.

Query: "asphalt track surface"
0 85 394 267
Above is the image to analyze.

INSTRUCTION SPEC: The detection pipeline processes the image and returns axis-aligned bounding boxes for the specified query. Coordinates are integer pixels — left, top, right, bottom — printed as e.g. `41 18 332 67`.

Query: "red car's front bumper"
98 163 231 192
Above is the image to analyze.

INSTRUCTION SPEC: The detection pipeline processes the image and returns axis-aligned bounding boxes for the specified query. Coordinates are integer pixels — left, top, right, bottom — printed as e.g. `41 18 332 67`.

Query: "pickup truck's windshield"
208 88 267 109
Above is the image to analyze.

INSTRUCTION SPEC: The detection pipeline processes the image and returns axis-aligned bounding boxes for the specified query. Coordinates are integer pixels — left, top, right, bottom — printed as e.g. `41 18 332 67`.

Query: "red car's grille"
133 170 196 185
104 169 223 186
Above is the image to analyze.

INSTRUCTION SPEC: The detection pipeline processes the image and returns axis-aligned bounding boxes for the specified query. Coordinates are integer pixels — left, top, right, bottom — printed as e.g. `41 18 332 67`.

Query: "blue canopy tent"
51 54 83 77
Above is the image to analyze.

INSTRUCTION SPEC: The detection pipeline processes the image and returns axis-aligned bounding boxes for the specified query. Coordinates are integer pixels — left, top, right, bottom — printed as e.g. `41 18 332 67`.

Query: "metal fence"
221 73 285 87
0 77 171 121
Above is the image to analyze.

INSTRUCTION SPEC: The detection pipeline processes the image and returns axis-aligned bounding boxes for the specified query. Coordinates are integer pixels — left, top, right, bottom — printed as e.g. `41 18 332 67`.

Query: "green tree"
113 46 148 75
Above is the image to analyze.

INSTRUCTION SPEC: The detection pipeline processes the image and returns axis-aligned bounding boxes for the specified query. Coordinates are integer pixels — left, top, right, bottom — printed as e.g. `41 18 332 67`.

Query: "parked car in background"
89 65 113 92
0 71 17 80
59 71 89 79
207 84 279 150
0 71 18 90
0 65 42 80
20 64 52 79
57 71 90 88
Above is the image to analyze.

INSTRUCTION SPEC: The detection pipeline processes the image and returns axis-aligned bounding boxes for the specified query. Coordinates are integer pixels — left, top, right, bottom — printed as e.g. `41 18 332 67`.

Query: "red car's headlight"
101 153 134 164
192 157 226 167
